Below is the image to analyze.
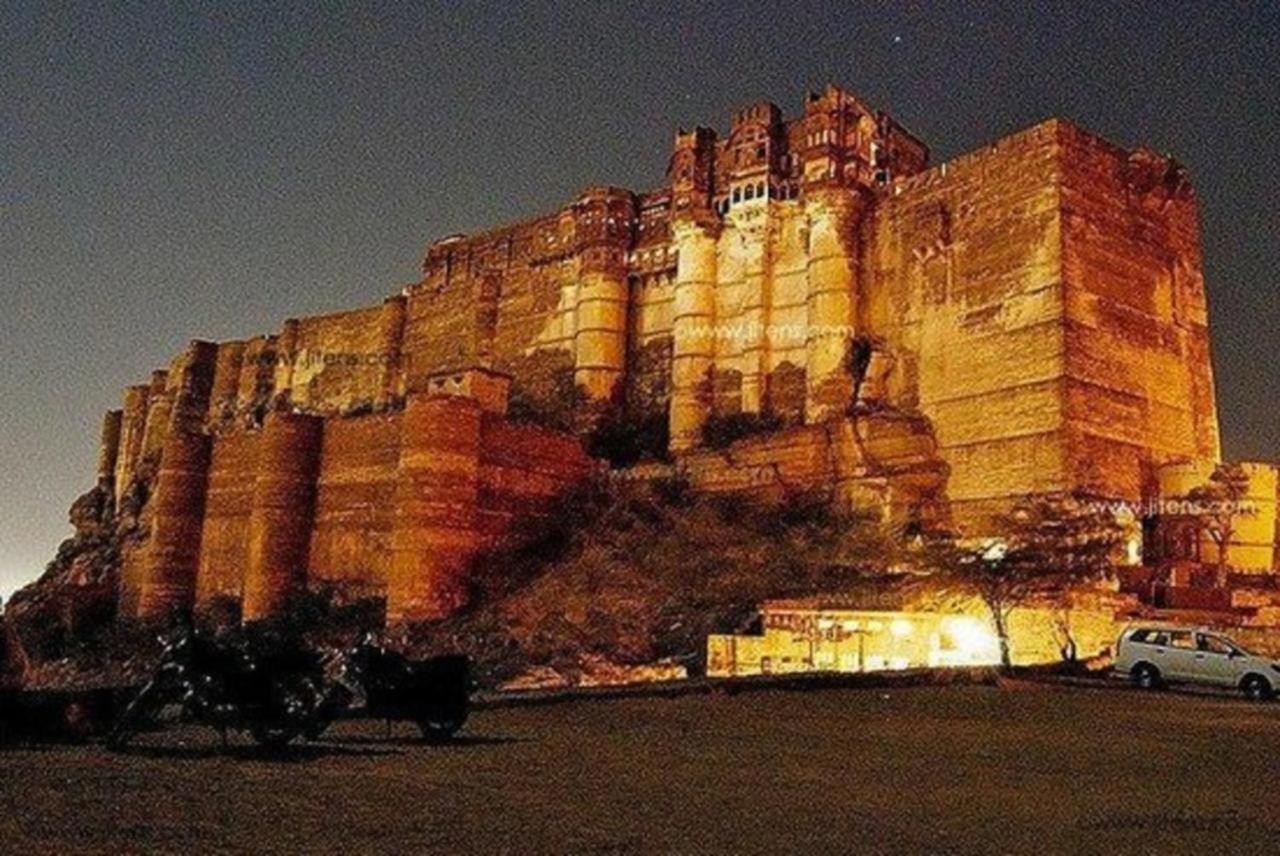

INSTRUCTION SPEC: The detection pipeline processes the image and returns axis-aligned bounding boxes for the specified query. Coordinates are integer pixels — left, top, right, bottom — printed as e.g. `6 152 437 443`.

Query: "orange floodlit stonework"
112 364 596 623
87 85 1276 625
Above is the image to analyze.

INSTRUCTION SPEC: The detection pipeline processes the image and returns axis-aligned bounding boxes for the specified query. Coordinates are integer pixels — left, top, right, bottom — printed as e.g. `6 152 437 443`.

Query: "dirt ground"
2 682 1277 854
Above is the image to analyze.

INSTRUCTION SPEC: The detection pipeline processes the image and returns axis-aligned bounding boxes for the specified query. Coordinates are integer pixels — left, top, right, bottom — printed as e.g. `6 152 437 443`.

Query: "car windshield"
1224 637 1256 657
1199 633 1254 657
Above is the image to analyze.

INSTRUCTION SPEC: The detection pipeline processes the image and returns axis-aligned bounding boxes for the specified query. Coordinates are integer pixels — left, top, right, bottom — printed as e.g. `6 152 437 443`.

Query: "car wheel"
1132 663 1162 690
1241 675 1273 702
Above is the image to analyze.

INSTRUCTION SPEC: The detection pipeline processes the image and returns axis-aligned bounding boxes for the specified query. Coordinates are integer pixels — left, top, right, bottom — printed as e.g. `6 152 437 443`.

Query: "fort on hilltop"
77 85 1276 625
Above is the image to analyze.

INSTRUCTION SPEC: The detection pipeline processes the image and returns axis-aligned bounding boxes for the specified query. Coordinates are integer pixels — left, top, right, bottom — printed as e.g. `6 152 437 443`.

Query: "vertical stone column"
131 342 220 617
273 318 300 405
114 385 151 505
379 295 408 405
169 341 219 432
573 265 629 401
669 221 720 451
572 188 634 403
804 189 866 422
96 410 123 492
236 335 278 423
133 428 212 618
388 393 483 622
242 412 324 621
208 341 246 425
139 370 172 462
738 213 772 414
114 386 151 505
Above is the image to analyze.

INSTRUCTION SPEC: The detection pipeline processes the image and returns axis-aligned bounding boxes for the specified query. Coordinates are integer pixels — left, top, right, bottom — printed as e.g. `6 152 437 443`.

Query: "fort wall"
307 412 401 598
243 413 324 620
1058 123 1220 498
866 121 1069 523
118 367 596 623
195 429 260 606
92 85 1260 623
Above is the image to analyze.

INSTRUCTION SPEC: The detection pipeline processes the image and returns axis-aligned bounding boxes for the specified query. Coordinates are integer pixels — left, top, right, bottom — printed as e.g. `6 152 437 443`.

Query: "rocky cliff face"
6 459 156 671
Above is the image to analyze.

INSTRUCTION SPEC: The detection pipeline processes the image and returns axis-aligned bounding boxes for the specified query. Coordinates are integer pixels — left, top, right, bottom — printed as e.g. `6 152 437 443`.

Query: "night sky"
2 2 1277 598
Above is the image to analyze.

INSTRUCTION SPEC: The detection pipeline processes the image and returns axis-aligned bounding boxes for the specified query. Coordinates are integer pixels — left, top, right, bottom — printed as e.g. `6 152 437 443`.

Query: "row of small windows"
628 246 676 266
802 130 881 160
714 181 801 213
727 148 814 172
806 129 838 147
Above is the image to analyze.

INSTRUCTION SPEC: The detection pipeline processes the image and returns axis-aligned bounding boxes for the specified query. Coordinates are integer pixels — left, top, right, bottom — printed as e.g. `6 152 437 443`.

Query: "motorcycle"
107 627 330 750
314 633 470 744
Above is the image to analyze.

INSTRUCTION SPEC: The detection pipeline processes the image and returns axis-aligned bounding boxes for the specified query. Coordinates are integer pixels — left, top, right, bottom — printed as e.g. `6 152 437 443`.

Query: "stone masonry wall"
864 119 1221 527
1058 123 1221 499
116 370 596 624
194 429 260 606
307 411 402 598
866 121 1068 525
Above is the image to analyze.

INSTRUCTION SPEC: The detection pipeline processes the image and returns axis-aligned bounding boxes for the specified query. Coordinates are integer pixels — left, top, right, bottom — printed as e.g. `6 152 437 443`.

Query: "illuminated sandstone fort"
88 85 1276 624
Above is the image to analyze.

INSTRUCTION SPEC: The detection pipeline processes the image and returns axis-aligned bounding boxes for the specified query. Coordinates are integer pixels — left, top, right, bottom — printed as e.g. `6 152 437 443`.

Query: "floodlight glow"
942 616 1001 663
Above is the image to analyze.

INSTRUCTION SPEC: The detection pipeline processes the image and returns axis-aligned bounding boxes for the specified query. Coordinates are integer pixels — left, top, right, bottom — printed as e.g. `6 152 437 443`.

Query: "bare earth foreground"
2 683 1277 854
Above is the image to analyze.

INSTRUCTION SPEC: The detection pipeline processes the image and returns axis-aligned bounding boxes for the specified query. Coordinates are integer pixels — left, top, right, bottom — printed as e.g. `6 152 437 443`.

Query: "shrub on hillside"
426 478 898 684
585 407 670 468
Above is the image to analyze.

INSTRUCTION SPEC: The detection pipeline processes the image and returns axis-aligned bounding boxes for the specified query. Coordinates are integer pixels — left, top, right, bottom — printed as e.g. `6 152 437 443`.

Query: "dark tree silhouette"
1185 463 1252 586
923 492 1125 668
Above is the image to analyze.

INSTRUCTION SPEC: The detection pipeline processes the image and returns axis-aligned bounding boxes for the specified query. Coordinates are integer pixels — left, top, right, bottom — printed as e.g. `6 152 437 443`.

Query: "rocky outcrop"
7 461 156 666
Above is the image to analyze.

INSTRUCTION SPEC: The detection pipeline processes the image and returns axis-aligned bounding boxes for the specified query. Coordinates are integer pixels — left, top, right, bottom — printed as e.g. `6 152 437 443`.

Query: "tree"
1185 463 1252 586
923 493 1124 668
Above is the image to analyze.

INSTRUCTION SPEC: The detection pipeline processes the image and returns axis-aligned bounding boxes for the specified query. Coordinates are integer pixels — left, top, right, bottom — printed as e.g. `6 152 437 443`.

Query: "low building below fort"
707 590 1141 674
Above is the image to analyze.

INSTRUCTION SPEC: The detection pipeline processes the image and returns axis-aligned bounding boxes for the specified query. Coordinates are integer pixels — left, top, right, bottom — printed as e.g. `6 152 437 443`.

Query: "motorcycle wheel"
250 675 322 749
305 684 354 741
249 722 306 749
107 680 170 751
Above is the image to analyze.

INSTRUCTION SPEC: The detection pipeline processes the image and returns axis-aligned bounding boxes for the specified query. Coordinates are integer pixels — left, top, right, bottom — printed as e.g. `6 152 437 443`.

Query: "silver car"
1114 625 1279 701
